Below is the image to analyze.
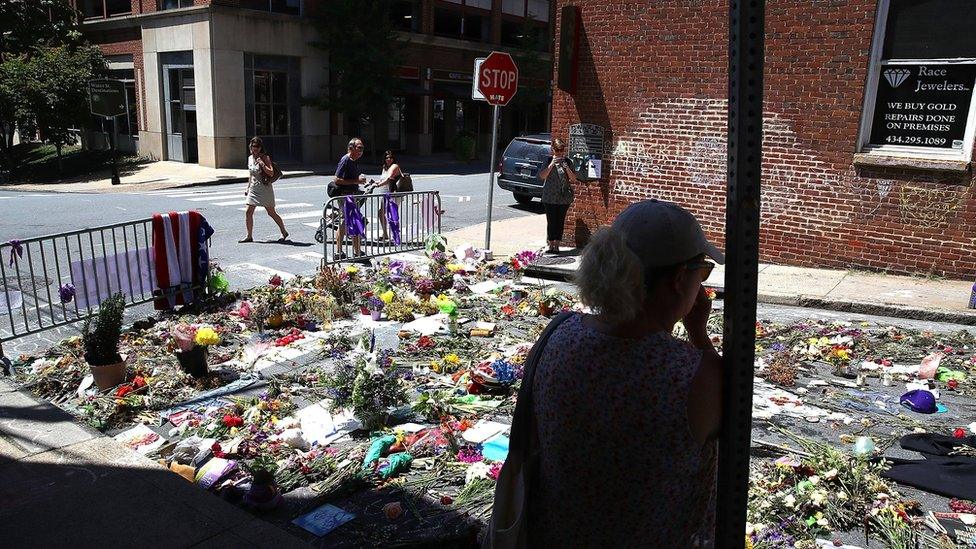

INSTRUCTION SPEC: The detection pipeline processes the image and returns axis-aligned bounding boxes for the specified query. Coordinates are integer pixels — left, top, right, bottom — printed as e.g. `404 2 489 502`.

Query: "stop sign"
477 51 519 106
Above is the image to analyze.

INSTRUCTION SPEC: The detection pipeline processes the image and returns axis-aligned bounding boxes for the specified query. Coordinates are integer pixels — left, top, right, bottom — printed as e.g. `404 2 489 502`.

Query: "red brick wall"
551 0 976 279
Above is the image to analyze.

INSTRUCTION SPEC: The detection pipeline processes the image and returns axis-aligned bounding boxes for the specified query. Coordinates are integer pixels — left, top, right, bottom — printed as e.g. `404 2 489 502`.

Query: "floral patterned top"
528 313 717 547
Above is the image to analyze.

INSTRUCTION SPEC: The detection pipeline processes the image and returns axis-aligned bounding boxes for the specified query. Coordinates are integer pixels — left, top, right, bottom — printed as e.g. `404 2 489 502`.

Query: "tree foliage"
308 0 405 123
0 0 103 173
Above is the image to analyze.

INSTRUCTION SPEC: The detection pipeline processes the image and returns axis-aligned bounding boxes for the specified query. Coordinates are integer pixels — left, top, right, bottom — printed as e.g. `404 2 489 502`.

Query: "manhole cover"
533 256 576 266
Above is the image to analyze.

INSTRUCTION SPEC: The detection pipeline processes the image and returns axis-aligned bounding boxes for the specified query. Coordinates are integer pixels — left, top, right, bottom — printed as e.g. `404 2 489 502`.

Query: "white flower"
823 468 838 480
836 491 848 501
783 494 796 508
810 490 827 506
465 462 492 485
809 475 820 485
816 516 829 527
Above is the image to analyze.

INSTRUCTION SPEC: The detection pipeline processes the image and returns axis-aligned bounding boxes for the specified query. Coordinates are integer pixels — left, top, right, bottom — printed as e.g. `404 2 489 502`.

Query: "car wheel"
513 193 533 204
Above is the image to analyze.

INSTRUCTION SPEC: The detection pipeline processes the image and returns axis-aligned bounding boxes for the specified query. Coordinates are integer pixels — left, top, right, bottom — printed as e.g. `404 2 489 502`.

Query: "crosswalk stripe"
185 193 250 201
213 199 247 206
286 251 325 262
302 222 320 228
225 262 294 279
236 202 311 211
279 210 326 220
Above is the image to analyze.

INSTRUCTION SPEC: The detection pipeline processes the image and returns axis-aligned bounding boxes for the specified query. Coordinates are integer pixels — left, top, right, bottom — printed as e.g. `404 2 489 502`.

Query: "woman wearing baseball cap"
489 200 724 547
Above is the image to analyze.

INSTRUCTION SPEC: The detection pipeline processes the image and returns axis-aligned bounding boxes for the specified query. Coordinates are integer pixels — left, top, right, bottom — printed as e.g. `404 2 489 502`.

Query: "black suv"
496 133 551 204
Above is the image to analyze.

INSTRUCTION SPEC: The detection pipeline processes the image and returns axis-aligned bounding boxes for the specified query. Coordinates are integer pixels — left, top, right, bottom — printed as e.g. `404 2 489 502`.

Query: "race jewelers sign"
869 63 976 150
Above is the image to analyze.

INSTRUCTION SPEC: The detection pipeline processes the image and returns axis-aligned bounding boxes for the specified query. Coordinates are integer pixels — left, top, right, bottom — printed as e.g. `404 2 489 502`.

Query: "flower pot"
267 313 284 329
360 306 370 315
370 310 383 321
538 302 554 317
88 357 127 391
175 345 209 378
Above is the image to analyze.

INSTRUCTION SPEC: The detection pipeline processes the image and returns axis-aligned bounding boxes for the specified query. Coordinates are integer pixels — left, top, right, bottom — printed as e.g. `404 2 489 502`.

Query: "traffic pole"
109 115 121 185
484 104 500 251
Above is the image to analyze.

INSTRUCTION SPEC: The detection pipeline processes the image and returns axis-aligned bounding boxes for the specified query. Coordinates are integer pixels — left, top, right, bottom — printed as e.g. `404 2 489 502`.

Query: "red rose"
268 274 283 287
222 414 244 428
954 428 966 439
440 495 453 505
133 376 147 388
948 379 959 390
211 442 226 458
114 385 133 398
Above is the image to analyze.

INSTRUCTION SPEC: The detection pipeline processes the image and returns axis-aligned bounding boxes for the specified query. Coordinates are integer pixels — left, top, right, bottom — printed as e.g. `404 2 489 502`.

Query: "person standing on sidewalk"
537 138 578 254
240 137 288 243
495 199 723 547
375 150 404 242
332 138 367 258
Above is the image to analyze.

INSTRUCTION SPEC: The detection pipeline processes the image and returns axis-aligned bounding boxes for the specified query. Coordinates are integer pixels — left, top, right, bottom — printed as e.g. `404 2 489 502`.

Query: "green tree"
0 0 99 174
308 0 405 158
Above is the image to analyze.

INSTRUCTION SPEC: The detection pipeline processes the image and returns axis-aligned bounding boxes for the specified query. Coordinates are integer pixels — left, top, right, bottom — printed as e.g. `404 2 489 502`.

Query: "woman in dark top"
537 138 579 254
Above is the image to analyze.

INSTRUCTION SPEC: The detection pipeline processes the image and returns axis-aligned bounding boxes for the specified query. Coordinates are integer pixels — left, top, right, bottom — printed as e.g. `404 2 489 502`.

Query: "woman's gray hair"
574 226 646 321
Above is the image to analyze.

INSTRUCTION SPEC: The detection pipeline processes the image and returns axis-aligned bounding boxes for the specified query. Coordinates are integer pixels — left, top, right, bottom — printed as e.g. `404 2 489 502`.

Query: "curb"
525 263 976 326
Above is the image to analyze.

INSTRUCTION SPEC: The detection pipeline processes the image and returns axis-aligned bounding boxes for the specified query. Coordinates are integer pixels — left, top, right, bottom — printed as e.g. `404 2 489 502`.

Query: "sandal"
238 237 253 243
277 232 289 242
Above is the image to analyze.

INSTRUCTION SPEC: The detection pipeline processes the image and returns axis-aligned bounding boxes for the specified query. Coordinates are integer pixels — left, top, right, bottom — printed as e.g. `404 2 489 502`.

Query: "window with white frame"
859 0 976 161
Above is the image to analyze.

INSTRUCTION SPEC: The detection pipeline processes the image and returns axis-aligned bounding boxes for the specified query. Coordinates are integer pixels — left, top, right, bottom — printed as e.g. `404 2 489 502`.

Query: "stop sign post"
478 52 519 250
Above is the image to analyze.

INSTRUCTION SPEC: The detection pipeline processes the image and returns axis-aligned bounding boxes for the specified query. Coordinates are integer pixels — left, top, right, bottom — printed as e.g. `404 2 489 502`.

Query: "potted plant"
368 295 385 321
243 456 282 511
538 289 566 317
170 324 221 378
82 292 127 391
265 275 286 328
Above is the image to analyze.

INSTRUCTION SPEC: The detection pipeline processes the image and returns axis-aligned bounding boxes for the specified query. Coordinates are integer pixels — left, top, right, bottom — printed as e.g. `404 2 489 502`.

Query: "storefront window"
860 0 976 160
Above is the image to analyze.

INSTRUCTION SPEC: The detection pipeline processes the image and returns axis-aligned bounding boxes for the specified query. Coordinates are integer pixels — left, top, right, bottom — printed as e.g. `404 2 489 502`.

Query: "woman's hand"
682 286 713 349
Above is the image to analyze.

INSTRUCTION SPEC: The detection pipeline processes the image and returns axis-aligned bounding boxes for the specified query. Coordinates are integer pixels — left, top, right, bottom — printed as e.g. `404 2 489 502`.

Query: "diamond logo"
883 68 911 88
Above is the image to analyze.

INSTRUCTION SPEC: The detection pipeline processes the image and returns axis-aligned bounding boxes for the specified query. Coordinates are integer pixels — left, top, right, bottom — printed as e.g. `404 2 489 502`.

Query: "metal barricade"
321 190 442 266
0 217 206 345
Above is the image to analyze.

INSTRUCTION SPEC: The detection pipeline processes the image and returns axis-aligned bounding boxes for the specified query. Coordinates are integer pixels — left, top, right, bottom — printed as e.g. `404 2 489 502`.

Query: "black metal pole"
109 116 121 185
716 0 764 547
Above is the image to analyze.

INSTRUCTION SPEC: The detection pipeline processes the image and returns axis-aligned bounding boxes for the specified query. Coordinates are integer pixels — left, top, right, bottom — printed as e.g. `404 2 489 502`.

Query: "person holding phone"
537 138 579 254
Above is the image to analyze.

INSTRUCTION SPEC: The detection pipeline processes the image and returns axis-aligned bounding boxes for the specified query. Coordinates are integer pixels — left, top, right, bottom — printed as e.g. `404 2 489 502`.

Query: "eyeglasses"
685 260 715 280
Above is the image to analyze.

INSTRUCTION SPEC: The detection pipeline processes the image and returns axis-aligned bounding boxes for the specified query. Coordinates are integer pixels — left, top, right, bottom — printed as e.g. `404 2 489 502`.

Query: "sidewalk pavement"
449 213 976 325
2 152 477 194
0 378 305 548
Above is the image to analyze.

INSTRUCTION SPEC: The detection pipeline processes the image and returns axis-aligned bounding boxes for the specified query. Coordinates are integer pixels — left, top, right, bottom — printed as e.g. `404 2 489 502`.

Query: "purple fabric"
343 196 366 237
384 194 401 245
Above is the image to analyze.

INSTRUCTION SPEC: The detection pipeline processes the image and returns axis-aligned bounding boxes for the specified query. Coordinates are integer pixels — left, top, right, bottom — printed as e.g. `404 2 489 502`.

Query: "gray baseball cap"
611 199 725 268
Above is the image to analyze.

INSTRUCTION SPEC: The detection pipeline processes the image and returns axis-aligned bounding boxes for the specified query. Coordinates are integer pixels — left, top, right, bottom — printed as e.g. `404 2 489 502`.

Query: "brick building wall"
551 0 976 279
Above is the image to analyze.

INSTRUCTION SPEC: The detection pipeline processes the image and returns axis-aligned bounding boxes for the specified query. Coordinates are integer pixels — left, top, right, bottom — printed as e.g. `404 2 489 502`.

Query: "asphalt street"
0 171 542 291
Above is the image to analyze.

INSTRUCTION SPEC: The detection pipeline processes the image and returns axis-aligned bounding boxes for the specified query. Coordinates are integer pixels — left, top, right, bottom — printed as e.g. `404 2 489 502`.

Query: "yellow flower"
447 263 464 272
380 290 395 304
346 265 359 275
194 326 221 346
430 360 442 373
444 353 461 366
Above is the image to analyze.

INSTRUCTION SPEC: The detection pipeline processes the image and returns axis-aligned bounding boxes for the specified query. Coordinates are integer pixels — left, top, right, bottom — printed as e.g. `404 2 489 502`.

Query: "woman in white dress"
240 136 288 243
376 150 403 241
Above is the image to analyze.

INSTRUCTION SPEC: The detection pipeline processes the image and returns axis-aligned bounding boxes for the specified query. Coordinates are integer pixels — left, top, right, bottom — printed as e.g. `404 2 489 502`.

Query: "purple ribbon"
343 196 366 237
7 240 22 267
384 194 401 246
58 283 76 304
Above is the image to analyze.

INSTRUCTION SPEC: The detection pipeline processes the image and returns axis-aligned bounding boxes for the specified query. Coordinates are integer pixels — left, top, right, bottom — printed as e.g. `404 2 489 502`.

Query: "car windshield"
504 139 550 163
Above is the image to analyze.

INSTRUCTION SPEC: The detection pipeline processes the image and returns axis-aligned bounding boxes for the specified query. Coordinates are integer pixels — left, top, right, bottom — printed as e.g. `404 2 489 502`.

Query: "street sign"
477 52 519 107
479 52 519 250
472 58 486 101
89 79 127 118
